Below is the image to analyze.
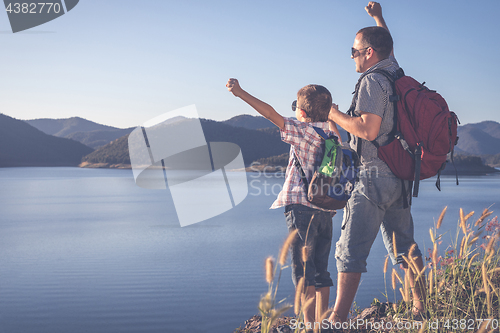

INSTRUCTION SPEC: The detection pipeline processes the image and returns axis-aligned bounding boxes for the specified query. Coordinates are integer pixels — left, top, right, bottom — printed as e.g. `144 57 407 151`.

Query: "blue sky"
1 0 499 129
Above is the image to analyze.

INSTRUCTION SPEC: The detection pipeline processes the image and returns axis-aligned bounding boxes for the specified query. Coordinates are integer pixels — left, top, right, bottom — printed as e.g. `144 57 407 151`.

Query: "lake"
0 167 498 333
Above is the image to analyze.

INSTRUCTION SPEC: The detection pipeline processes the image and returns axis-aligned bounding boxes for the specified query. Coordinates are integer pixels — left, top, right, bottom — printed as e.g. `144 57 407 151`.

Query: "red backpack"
349 68 459 202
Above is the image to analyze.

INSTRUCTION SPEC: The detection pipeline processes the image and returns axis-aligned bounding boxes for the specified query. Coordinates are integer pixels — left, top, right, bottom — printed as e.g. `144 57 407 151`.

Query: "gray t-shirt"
350 55 399 176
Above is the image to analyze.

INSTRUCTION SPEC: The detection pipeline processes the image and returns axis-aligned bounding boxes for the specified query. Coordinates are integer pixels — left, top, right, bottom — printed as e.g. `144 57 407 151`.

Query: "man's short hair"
357 26 393 60
297 84 332 122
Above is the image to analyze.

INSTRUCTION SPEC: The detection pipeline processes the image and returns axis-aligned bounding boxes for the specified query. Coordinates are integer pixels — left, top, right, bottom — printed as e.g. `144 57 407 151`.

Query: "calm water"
0 167 499 333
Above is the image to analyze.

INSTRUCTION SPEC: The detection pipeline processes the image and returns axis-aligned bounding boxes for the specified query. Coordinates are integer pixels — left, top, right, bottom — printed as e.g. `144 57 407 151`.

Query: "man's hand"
365 1 392 57
365 2 382 19
226 78 243 97
328 104 342 143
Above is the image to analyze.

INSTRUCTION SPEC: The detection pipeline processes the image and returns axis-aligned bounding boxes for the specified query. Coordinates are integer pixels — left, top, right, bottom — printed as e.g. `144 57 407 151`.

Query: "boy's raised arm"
226 78 285 130
365 2 394 57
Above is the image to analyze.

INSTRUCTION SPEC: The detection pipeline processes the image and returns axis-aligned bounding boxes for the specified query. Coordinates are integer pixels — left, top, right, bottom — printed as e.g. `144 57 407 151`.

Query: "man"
328 2 426 323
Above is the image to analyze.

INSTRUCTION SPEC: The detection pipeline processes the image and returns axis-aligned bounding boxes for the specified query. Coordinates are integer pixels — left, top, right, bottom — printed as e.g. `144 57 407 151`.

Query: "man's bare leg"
403 256 426 315
328 272 361 323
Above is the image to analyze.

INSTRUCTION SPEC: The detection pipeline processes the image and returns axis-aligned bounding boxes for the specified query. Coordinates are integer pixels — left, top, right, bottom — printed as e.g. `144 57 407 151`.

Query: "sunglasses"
351 46 376 57
291 100 310 118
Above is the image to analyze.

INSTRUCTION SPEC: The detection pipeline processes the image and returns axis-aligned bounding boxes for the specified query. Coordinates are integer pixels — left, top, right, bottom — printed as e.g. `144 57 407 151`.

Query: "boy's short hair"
356 26 393 60
297 84 332 122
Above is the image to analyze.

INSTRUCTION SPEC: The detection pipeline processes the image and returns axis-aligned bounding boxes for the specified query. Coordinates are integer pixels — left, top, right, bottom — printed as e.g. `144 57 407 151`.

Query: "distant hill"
81 118 289 167
0 113 94 167
26 117 134 149
441 155 498 175
222 114 274 130
222 114 349 142
77 116 500 174
462 121 500 139
81 135 130 167
456 121 500 155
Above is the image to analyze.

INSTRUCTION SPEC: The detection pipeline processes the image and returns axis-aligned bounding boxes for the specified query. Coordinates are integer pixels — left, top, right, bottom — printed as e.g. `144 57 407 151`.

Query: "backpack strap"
292 127 330 191
312 126 330 140
293 149 309 191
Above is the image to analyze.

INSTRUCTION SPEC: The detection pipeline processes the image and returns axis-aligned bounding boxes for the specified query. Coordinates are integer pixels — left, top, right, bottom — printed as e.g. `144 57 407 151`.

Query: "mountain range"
0 113 94 167
455 121 500 155
26 117 134 149
0 114 498 170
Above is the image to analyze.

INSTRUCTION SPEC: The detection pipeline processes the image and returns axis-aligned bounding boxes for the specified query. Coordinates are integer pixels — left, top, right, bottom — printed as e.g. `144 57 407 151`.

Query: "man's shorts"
335 171 422 273
285 204 334 289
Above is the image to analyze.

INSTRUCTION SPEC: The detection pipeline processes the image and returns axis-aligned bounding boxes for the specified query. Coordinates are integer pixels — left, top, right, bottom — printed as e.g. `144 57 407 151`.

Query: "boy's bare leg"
302 286 316 327
315 286 330 322
329 272 361 323
403 256 426 315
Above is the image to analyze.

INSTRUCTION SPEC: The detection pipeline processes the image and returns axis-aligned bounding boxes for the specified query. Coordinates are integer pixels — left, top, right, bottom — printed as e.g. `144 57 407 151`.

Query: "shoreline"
77 162 500 176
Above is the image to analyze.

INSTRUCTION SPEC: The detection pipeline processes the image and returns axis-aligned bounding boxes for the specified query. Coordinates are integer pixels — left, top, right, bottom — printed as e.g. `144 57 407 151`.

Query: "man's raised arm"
365 2 394 57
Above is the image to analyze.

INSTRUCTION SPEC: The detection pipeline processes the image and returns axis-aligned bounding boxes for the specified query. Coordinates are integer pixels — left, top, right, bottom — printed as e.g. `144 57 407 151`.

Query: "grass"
382 207 500 332
241 206 500 333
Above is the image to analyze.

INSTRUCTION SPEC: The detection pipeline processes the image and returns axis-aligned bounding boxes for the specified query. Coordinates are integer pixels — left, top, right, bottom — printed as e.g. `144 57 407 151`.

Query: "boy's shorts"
335 173 422 273
284 204 334 289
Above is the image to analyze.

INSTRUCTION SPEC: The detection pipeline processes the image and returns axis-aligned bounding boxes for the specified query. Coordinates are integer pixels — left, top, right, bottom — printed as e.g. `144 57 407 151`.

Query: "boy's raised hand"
365 1 382 19
226 78 243 97
225 77 284 129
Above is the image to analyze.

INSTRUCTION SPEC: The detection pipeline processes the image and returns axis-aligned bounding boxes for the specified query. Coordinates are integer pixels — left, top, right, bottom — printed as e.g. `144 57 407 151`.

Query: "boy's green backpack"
294 127 360 210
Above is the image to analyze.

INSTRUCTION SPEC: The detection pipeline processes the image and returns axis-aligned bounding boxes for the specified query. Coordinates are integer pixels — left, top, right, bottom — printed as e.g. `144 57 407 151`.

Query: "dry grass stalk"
460 208 466 234
428 269 434 295
489 267 500 274
469 236 479 246
437 206 447 229
394 269 404 285
409 253 419 274
475 208 493 227
486 249 495 262
404 272 410 303
468 253 480 270
429 228 435 243
318 308 333 325
393 231 398 259
279 229 298 266
259 292 273 313
399 287 407 302
391 269 397 290
409 243 417 258
383 256 389 274
460 237 466 259
301 246 309 264
485 234 498 256
481 263 492 317
432 243 438 268
437 278 446 293
265 257 274 284
415 266 426 285
303 296 315 314
464 210 475 223
294 277 305 315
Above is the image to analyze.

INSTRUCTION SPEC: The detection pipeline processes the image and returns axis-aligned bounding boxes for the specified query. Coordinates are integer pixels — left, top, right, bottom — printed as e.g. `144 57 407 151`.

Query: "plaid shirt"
270 118 338 211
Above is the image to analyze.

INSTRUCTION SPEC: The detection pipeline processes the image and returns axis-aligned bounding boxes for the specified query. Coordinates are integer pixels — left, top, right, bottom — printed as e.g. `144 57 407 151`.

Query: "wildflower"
485 216 499 233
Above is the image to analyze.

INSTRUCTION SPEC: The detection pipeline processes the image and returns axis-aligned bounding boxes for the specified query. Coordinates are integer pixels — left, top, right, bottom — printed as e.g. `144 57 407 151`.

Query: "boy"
226 78 340 329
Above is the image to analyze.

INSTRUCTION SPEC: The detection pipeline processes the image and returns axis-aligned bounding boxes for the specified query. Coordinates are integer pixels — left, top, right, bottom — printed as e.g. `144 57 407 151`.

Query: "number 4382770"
6 3 62 14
